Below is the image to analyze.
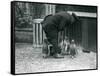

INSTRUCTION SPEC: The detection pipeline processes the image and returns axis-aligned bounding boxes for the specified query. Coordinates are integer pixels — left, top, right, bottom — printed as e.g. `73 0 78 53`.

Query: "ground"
15 43 97 74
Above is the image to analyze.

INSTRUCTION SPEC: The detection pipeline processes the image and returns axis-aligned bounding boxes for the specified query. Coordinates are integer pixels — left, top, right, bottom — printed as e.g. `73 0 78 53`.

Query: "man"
41 12 79 58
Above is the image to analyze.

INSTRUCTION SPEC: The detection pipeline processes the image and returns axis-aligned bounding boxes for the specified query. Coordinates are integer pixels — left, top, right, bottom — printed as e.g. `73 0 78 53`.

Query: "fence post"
33 19 43 48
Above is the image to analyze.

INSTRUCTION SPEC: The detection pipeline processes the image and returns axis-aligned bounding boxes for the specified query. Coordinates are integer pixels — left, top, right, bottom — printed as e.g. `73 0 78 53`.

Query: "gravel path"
15 43 97 74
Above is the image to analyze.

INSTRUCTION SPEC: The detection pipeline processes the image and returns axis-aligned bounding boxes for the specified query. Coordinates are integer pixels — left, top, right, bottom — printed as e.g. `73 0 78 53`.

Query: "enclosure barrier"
33 18 82 48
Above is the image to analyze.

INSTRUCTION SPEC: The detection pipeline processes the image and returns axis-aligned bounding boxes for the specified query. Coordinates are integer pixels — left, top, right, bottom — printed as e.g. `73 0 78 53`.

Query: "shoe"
53 54 64 58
